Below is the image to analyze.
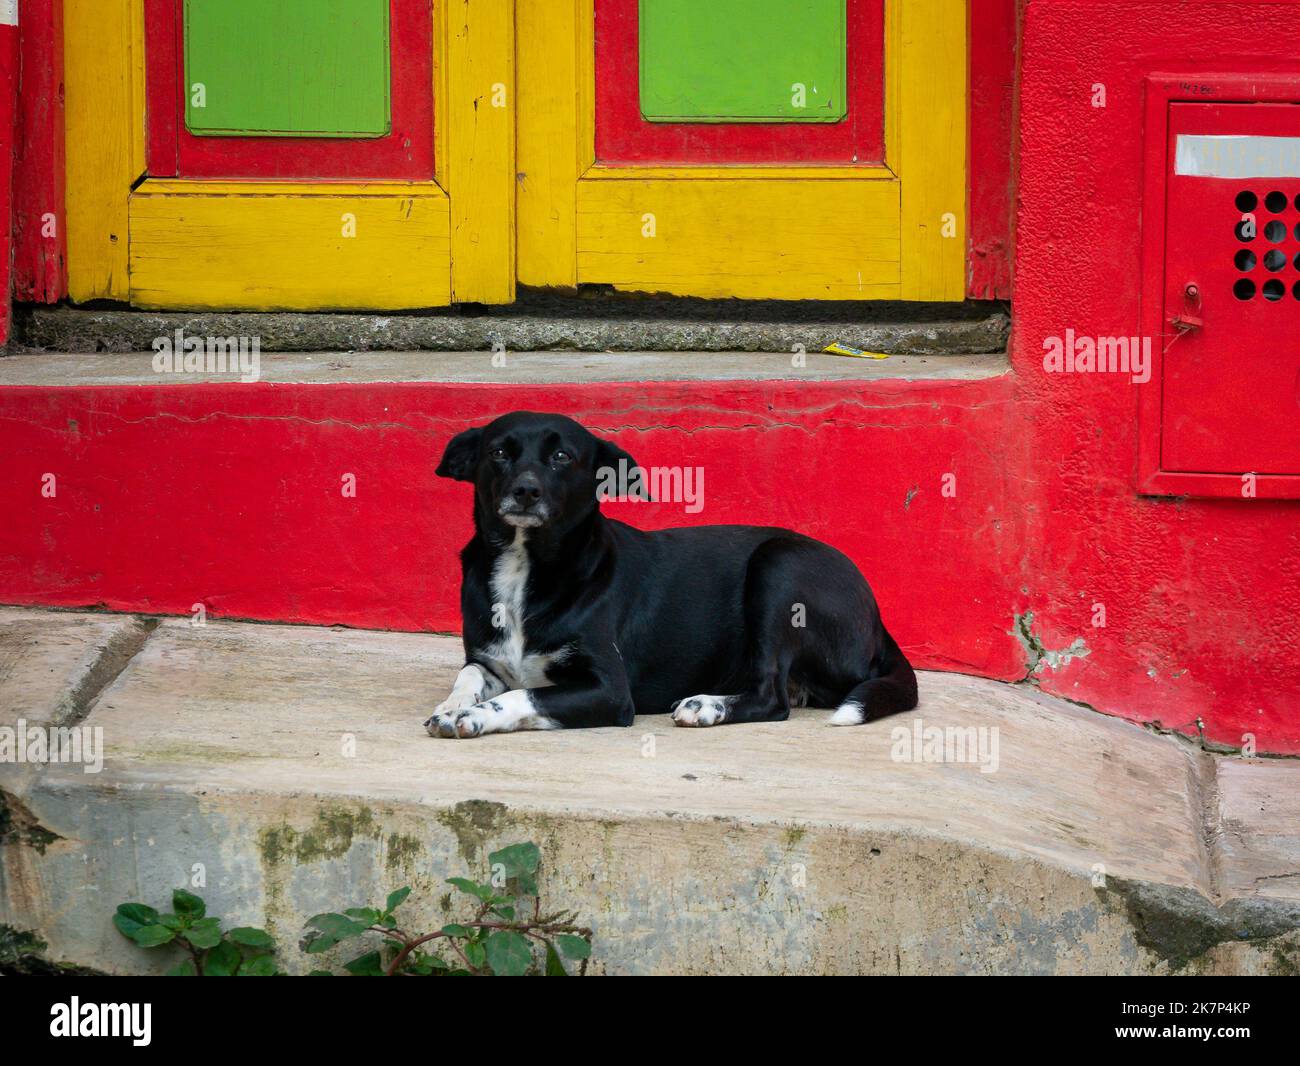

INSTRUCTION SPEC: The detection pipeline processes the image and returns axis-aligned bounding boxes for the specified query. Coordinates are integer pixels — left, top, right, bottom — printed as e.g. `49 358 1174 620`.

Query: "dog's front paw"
671 695 730 728
424 709 455 737
427 692 474 725
426 691 541 738
424 700 504 739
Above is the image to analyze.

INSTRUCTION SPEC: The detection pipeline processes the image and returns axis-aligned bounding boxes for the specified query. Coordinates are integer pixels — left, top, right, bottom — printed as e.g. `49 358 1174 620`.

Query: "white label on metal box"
1176 134 1300 178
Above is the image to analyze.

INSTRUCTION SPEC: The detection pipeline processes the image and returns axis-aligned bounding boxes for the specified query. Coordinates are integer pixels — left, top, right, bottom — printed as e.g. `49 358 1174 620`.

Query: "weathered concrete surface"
12 303 1011 356
2 609 1298 975
1216 759 1300 903
0 348 1008 386
0 608 149 730
0 609 153 851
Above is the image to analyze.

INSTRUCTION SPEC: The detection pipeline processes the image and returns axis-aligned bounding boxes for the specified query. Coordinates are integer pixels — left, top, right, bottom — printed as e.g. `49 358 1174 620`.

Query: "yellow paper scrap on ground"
823 343 890 359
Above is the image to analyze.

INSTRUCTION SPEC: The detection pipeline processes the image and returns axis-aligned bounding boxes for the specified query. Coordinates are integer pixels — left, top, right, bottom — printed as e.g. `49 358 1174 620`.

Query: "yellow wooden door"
64 0 515 311
516 0 967 301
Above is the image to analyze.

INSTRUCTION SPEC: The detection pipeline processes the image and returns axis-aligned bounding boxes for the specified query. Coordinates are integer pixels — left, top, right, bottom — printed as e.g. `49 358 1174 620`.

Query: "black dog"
426 411 917 738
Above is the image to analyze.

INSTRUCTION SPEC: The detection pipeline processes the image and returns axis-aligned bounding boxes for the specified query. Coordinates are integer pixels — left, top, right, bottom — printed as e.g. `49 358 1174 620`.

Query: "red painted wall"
1010 0 1300 753
0 374 1027 680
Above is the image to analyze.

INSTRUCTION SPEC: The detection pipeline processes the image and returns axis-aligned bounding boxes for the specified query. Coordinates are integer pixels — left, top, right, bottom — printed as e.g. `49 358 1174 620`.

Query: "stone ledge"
1 608 1297 975
11 302 1010 357
0 348 1009 386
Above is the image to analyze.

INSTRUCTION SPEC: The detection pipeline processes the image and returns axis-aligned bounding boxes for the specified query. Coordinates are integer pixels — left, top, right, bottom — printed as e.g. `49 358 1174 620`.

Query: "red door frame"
594 0 885 165
143 0 435 181
13 0 67 304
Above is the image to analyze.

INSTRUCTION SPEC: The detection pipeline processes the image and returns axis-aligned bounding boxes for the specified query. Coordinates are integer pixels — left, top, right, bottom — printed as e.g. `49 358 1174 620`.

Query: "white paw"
424 690 543 739
671 695 731 728
430 690 478 720
425 701 496 739
828 701 864 726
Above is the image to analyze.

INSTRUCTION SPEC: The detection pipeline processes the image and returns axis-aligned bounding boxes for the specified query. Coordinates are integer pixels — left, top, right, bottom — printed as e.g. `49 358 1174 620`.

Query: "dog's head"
436 412 644 534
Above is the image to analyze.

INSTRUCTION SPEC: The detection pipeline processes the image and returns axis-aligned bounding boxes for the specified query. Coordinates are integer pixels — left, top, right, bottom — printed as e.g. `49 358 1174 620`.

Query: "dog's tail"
829 625 918 726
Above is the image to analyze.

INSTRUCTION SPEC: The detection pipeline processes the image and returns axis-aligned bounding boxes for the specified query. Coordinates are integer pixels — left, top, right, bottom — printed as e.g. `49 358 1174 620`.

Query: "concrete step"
0 348 1007 386
13 300 1011 355
2 606 1297 975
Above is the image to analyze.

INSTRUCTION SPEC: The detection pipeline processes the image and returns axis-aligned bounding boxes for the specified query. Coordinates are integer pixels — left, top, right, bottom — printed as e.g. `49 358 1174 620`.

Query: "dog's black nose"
510 473 542 507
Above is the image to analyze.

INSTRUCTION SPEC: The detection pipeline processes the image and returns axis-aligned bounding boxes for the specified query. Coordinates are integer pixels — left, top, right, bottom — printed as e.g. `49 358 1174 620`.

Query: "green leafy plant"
302 841 594 976
113 889 277 976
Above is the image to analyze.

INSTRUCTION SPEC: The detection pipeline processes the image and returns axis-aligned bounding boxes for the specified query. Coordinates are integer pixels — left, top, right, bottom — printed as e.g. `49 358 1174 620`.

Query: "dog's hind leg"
671 539 803 728
670 681 789 727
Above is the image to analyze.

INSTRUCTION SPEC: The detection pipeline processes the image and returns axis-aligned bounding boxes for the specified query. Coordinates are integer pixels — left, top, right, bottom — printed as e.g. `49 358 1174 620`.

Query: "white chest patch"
481 531 568 690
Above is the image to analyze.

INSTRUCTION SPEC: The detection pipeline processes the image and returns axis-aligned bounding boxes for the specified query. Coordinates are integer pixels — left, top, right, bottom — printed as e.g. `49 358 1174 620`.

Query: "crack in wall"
1010 610 1091 680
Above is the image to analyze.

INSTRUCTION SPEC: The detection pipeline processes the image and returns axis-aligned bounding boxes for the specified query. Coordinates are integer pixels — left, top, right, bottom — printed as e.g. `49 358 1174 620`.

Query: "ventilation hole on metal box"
1264 249 1287 271
1265 220 1287 243
1233 278 1256 300
1235 249 1257 271
1235 219 1257 242
1262 279 1285 302
1265 190 1288 213
1294 279 1300 301
1236 190 1258 212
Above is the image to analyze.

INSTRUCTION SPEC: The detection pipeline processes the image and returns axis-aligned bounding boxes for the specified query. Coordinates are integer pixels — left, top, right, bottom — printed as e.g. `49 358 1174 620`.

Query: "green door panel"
639 0 847 123
184 0 391 138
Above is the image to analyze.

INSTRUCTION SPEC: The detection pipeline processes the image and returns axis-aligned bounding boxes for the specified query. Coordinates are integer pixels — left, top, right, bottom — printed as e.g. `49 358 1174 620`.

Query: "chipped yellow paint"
582 166 897 182
64 0 143 301
516 0 582 288
893 0 967 300
446 0 516 303
577 178 900 300
129 181 451 310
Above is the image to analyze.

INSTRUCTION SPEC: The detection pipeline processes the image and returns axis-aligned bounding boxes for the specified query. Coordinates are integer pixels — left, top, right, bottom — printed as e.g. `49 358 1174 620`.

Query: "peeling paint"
1012 611 1091 680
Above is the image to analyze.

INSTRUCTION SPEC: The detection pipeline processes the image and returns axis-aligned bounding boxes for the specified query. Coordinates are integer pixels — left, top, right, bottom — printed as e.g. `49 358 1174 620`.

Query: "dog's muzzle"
498 472 549 527
500 508 547 528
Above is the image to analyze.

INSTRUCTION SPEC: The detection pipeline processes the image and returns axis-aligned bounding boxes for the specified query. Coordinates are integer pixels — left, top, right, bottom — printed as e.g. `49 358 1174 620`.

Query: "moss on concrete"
385 831 424 874
259 804 380 867
0 790 61 854
0 925 104 976
435 799 509 864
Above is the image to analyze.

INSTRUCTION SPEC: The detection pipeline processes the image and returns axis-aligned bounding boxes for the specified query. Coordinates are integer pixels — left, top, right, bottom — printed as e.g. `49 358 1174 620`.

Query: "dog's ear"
436 426 484 482
594 435 653 502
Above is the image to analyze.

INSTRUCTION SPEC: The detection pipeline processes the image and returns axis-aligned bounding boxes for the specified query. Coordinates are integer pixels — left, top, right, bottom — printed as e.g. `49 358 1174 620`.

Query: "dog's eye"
551 450 572 464
490 447 508 462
